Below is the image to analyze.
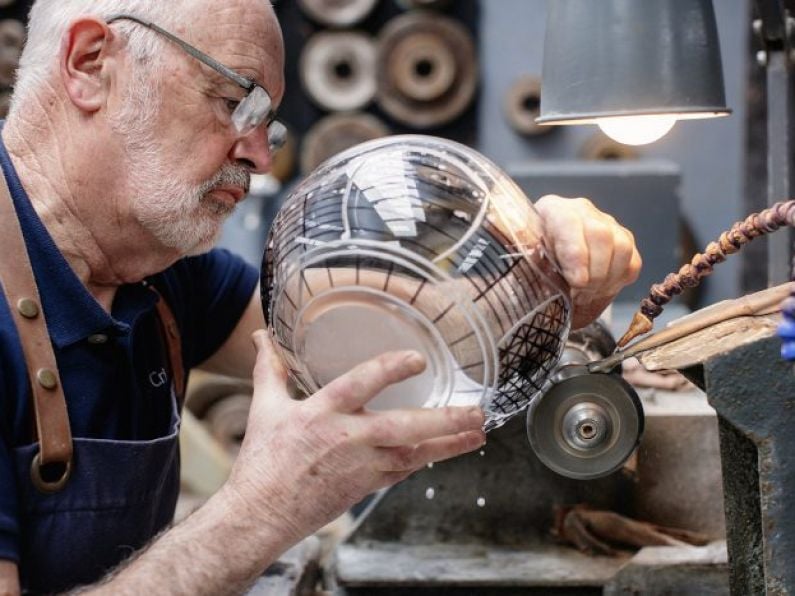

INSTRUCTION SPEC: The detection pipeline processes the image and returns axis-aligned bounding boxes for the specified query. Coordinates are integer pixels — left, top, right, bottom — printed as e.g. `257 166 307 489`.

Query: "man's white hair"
10 0 192 114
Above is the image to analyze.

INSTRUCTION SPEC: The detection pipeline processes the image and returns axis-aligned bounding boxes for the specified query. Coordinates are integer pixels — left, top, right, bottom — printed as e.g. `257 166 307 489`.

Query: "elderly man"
0 0 641 593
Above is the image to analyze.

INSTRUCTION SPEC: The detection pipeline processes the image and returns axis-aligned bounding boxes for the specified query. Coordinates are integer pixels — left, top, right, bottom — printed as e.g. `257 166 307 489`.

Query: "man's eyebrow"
236 69 269 91
219 67 270 95
208 74 247 94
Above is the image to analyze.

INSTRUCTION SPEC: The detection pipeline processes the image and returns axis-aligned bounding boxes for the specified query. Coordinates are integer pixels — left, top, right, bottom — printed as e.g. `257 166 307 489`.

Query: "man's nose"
229 128 273 174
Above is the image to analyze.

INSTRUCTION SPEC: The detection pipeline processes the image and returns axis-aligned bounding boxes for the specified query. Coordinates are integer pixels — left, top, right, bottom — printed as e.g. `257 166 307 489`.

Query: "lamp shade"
536 0 731 125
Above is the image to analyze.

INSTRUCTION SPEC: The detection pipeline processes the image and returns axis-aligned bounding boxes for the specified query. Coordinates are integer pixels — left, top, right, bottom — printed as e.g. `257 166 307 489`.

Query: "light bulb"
596 114 677 146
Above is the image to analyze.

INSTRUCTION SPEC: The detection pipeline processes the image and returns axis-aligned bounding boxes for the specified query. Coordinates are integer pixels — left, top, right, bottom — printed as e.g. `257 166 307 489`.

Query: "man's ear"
59 18 116 113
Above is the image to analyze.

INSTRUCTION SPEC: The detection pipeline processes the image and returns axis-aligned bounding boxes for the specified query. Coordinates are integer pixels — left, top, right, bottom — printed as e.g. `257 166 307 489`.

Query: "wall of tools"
0 0 753 307
271 0 480 178
244 0 750 309
222 0 482 268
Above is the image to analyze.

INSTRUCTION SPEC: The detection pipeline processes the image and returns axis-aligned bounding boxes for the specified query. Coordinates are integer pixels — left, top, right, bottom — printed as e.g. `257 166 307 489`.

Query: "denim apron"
0 175 186 594
12 392 181 593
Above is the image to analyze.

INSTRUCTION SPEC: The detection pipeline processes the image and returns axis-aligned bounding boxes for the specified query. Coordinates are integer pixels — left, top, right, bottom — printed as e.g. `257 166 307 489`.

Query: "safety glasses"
107 14 287 153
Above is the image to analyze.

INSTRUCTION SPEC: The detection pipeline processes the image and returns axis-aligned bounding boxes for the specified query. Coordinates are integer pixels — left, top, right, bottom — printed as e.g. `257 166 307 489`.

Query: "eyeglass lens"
231 86 286 153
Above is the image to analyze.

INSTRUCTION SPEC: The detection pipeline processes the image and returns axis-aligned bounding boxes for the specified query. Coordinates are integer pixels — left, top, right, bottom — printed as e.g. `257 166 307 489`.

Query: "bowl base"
295 288 454 410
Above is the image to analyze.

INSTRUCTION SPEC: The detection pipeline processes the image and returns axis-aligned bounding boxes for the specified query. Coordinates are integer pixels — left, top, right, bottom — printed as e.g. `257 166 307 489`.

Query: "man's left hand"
535 195 642 329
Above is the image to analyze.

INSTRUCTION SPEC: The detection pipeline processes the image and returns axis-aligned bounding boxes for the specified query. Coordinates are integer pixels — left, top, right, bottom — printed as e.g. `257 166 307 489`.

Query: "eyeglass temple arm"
106 14 254 91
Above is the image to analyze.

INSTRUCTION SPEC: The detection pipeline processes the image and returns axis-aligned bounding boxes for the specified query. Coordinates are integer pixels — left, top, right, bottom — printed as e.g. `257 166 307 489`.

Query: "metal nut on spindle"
562 402 611 450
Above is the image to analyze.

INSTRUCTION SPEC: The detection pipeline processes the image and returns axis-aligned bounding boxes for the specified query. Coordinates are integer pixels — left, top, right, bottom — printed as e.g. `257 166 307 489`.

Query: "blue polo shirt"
0 131 259 563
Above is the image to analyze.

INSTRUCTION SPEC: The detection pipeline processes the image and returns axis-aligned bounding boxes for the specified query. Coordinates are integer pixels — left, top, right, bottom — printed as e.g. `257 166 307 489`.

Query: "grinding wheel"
300 31 376 112
376 12 478 128
300 112 390 174
527 366 643 479
504 75 552 137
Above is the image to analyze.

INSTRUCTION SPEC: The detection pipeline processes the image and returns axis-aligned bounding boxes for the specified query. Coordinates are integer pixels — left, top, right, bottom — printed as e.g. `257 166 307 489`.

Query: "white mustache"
204 164 251 196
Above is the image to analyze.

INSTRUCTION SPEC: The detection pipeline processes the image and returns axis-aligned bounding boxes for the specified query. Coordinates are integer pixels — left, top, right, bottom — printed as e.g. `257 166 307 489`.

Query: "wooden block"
639 314 779 372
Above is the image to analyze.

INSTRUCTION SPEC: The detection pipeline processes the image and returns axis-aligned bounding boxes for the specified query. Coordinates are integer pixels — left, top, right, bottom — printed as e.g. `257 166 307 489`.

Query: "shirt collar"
0 123 157 348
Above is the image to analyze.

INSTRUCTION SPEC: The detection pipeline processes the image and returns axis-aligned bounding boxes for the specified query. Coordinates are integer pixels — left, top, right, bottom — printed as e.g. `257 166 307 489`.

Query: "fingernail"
403 351 425 372
467 430 486 447
251 330 263 351
569 269 589 288
469 407 485 425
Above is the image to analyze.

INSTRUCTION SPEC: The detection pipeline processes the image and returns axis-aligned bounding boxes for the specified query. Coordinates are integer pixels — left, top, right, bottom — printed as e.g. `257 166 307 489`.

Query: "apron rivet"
36 368 59 390
87 333 109 345
17 298 39 319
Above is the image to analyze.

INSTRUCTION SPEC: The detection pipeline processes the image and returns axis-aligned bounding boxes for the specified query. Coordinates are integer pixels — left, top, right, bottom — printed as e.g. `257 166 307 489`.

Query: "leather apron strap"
149 285 186 406
0 174 73 493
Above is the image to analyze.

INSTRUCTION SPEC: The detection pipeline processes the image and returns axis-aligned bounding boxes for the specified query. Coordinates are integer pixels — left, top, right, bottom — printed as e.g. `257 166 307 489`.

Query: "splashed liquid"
426 487 436 500
476 497 486 507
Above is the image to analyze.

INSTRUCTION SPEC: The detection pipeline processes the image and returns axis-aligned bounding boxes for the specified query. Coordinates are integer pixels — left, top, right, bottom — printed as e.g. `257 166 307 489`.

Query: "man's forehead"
182 0 278 38
176 1 285 102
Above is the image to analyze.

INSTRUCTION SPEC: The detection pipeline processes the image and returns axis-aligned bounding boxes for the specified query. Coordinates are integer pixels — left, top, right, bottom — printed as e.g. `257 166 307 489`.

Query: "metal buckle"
30 452 72 494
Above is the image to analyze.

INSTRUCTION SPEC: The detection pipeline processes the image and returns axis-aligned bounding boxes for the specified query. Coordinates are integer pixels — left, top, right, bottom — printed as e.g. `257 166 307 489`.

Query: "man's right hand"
76 330 485 595
223 330 487 544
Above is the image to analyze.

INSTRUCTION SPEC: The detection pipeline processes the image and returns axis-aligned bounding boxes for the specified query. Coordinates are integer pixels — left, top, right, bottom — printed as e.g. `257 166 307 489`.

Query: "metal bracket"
704 336 795 593
752 0 795 65
750 0 795 285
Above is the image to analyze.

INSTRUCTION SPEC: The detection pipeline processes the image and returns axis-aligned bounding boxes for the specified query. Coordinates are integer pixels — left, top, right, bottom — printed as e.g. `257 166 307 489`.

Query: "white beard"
108 70 250 256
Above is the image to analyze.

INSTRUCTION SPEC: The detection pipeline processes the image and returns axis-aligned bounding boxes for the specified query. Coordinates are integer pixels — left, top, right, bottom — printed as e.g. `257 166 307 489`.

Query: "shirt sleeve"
154 248 259 369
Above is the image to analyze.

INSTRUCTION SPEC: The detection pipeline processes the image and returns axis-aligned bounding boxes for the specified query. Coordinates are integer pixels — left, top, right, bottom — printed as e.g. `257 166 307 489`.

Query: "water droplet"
427 462 434 469
476 497 486 507
479 450 485 457
426 487 435 500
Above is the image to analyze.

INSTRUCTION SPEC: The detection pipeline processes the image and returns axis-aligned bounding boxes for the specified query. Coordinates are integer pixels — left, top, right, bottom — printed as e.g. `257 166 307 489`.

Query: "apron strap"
149 286 186 407
0 174 73 493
